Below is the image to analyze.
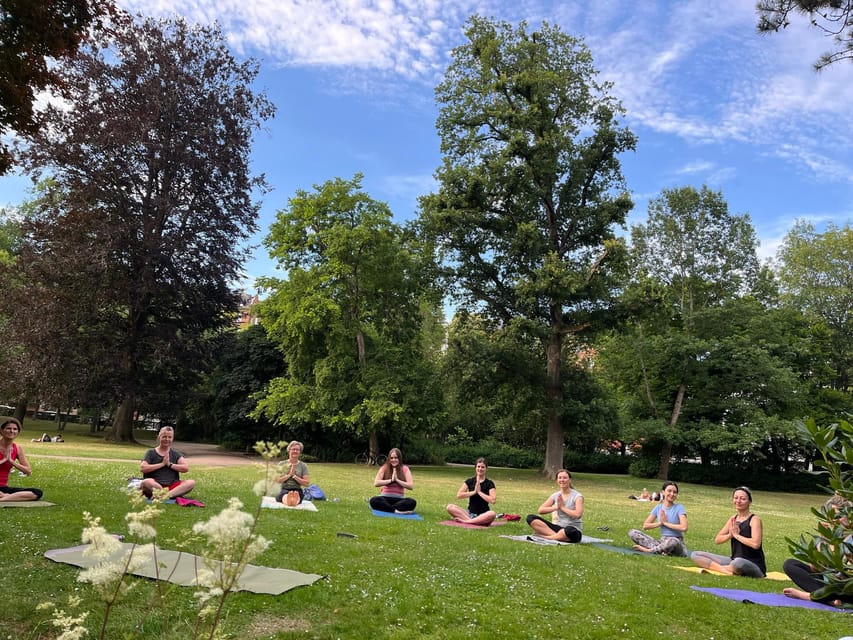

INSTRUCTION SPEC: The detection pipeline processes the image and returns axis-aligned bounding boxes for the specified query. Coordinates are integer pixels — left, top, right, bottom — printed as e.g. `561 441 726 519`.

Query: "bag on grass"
303 483 326 501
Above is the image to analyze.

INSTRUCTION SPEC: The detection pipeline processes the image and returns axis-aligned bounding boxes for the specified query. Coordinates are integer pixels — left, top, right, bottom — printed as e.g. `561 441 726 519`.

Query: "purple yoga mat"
691 586 848 612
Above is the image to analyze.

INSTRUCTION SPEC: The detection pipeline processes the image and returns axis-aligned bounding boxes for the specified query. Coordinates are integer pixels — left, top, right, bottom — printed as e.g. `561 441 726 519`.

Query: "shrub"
563 451 630 474
628 454 661 479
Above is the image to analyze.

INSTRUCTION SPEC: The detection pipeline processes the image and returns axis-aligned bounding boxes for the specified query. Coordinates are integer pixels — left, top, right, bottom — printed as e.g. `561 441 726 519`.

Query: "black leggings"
526 514 582 542
369 495 416 512
783 558 853 604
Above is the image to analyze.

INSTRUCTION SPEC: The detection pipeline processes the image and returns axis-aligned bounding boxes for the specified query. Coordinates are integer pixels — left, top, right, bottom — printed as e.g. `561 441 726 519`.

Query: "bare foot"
632 544 650 553
782 588 811 601
394 510 415 515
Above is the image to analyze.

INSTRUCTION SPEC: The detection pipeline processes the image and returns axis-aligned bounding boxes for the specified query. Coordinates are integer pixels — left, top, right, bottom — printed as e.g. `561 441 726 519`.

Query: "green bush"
563 450 631 474
440 439 541 468
628 454 661 478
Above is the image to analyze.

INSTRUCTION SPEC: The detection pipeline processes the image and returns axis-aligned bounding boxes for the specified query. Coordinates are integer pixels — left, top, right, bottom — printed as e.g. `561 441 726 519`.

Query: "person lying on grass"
691 486 766 577
0 417 43 502
368 448 417 514
525 469 583 543
782 493 853 607
140 425 196 500
446 457 497 526
628 481 688 556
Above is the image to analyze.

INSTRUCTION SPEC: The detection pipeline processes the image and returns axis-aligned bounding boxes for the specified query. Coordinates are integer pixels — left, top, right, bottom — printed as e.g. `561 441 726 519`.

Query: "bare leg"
529 519 557 537
167 479 195 499
0 490 39 502
446 503 470 521
466 510 496 526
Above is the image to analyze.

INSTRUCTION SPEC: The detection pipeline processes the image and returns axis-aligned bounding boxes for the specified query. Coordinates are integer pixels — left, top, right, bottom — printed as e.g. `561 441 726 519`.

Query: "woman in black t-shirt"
446 457 497 526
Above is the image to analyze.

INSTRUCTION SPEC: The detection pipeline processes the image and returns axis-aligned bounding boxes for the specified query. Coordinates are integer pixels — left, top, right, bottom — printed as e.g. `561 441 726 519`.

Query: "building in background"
236 291 260 330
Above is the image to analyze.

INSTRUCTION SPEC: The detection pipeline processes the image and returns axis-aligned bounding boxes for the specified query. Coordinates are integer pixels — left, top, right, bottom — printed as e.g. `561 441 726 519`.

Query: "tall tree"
757 0 853 69
12 14 274 441
776 222 853 393
0 0 112 174
257 175 440 456
420 16 635 477
606 185 761 478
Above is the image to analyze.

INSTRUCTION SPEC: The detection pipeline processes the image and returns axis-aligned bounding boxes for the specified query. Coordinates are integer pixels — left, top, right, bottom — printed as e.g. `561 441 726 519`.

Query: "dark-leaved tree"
0 0 112 174
11 13 274 441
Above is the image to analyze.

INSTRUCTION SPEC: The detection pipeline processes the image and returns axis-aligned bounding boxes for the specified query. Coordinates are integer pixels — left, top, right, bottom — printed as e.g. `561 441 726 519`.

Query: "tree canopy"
420 15 636 477
0 0 112 174
257 175 440 456
757 0 853 69
7 14 274 440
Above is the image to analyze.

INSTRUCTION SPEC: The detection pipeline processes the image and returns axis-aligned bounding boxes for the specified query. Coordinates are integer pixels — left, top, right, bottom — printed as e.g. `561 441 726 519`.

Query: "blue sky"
2 0 851 292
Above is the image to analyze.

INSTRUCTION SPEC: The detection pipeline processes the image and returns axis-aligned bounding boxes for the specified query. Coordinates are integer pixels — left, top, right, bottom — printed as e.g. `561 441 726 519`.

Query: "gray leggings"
628 529 687 556
691 550 765 578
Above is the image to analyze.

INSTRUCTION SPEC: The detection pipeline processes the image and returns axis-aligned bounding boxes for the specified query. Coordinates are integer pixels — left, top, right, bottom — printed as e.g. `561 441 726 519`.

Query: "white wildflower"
125 504 160 541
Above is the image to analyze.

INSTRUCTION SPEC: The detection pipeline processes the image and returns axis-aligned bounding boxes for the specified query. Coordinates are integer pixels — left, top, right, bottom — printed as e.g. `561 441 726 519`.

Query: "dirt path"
31 441 258 468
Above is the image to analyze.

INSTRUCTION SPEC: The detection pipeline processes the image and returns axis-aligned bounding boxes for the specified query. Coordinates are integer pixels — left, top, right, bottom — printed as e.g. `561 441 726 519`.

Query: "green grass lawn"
1 422 849 639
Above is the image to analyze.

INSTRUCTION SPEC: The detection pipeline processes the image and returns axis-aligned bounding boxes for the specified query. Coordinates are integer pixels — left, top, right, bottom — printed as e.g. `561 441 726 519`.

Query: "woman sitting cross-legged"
690 486 766 577
627 481 688 556
446 457 497 526
525 469 583 543
0 417 44 502
368 448 417 514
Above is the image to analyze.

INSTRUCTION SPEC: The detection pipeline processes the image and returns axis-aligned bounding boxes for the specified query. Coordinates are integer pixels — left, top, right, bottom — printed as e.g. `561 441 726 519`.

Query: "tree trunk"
13 398 27 425
369 430 379 462
542 329 564 479
657 383 686 480
108 395 137 442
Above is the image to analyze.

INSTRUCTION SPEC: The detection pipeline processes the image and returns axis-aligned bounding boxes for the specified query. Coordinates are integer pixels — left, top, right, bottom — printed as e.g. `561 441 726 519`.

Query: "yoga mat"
500 534 614 546
438 519 506 528
672 565 789 581
591 542 650 555
690 586 849 612
0 500 55 507
370 508 423 520
45 543 324 595
261 496 318 511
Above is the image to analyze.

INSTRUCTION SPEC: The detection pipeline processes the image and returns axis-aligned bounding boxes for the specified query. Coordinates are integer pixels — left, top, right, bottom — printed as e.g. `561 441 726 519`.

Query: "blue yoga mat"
370 508 423 520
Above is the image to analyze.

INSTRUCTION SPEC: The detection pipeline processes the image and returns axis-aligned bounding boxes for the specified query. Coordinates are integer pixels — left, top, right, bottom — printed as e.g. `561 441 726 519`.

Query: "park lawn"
10 418 165 461
0 442 849 639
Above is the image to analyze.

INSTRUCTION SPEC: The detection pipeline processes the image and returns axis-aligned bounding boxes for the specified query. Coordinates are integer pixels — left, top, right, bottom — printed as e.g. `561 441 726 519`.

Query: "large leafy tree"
776 222 853 394
11 14 274 441
420 16 636 477
0 0 112 174
182 323 287 449
605 185 762 478
757 0 853 69
256 175 440 457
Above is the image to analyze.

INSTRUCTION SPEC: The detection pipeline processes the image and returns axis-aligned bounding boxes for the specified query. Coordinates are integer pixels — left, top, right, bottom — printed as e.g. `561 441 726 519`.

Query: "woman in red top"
0 417 43 502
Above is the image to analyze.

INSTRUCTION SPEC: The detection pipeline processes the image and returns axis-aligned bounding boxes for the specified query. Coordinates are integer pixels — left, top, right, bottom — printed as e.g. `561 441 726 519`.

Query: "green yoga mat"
45 543 325 595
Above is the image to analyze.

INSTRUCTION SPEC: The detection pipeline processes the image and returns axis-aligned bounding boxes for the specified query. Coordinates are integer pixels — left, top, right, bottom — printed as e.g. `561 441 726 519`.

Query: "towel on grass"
438 519 506 529
370 508 423 520
261 496 318 511
690 586 849 612
0 500 55 507
673 565 789 581
500 534 613 546
45 543 324 595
